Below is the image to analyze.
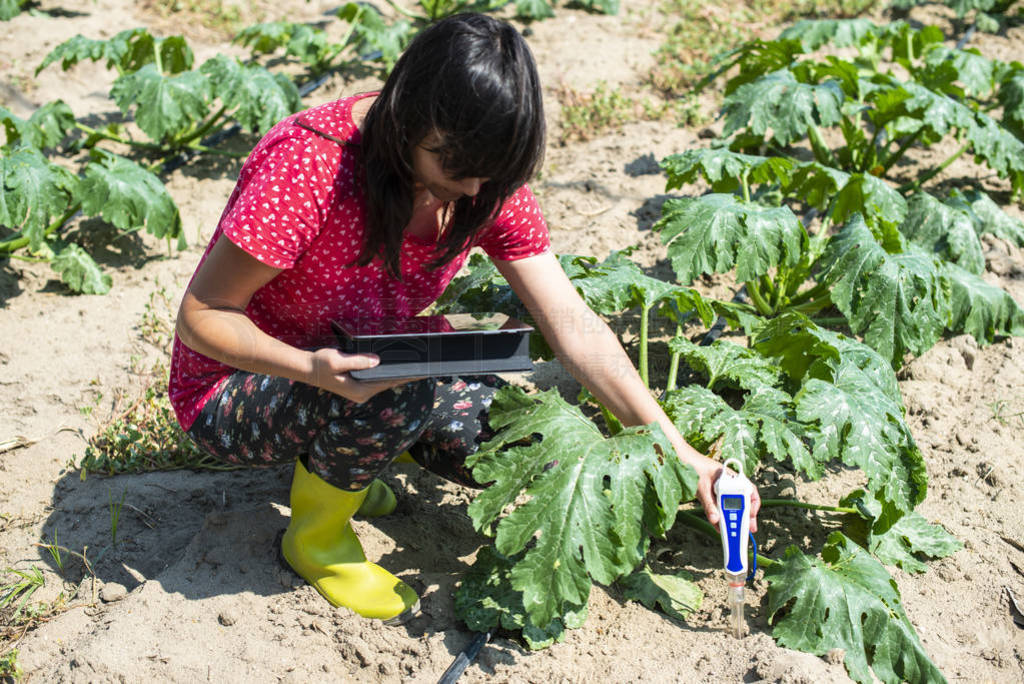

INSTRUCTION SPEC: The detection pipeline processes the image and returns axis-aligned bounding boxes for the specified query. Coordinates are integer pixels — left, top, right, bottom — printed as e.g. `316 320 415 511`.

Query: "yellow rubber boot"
354 450 415 517
281 459 419 622
355 479 397 517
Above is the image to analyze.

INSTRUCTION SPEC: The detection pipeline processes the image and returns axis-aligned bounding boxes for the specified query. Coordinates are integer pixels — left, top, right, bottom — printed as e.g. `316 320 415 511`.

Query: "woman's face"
411 132 489 202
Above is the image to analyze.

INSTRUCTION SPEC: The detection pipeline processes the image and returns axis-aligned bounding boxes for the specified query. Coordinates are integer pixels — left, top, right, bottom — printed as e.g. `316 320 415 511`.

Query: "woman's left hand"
684 449 760 534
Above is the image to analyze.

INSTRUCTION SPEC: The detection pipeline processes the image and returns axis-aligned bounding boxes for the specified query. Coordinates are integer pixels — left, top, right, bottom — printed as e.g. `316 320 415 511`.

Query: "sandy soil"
1 0 1023 682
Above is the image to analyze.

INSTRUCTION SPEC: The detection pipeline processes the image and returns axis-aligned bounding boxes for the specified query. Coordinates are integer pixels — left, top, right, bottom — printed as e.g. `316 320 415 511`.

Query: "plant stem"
811 316 847 327
898 141 969 194
741 170 750 203
74 123 165 152
665 325 683 393
176 105 229 147
677 510 775 568
0 203 81 254
744 280 773 316
759 498 858 514
639 303 651 388
881 129 922 174
807 123 837 168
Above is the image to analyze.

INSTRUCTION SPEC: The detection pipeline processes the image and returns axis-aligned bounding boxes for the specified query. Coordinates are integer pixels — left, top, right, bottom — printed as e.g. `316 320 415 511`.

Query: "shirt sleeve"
475 185 551 261
219 135 337 270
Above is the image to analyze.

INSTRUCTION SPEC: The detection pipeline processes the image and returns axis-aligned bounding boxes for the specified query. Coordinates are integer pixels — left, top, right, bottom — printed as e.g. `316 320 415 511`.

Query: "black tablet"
331 313 534 380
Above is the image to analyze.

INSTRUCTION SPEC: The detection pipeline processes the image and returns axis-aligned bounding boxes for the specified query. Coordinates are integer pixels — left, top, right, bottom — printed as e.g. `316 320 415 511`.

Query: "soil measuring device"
714 456 756 639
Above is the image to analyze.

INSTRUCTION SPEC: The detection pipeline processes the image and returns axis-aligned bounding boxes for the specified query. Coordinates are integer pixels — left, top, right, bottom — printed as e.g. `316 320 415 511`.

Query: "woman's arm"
176 235 412 404
493 251 760 532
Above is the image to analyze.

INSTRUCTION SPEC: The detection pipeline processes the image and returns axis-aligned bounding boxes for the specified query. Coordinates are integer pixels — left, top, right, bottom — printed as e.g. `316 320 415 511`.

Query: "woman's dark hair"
358 13 546 277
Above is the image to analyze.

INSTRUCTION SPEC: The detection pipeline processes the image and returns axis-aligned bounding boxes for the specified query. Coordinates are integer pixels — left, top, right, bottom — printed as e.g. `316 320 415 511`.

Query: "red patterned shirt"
169 93 550 430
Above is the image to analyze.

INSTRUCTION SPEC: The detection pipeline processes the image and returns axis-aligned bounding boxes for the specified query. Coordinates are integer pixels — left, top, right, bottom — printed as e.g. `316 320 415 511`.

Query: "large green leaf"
663 384 814 477
0 147 78 250
795 359 927 512
722 69 844 145
942 262 1024 343
945 188 1024 247
900 192 985 275
753 313 902 404
777 18 881 51
618 565 702 622
50 242 111 294
0 0 27 20
337 3 412 68
655 193 807 285
569 251 715 325
234 22 338 70
200 56 301 135
922 45 996 97
841 489 962 574
966 114 1024 195
818 216 950 365
36 29 193 76
784 163 907 240
454 546 586 649
0 101 76 151
79 150 182 240
998 74 1024 140
766 532 946 684
515 0 555 19
111 65 211 143
667 336 782 392
466 386 698 627
661 148 794 195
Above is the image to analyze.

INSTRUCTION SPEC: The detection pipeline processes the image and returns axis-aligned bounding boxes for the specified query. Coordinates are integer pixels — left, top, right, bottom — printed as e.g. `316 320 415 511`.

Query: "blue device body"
720 494 747 574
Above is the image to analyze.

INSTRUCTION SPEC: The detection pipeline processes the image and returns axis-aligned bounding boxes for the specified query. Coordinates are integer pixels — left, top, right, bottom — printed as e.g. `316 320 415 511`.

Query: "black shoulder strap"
294 118 352 147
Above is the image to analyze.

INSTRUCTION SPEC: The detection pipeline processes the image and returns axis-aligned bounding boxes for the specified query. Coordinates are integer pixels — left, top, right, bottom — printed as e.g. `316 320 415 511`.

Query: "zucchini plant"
1 27 303 293
437 17 1024 684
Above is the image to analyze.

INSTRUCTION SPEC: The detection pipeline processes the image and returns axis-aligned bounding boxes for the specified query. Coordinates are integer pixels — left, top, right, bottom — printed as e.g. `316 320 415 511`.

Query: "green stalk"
744 280 773 317
639 303 651 388
0 203 81 254
665 325 683 393
898 141 969 194
741 170 750 203
760 274 780 310
677 510 775 568
811 316 847 327
790 295 833 316
880 129 922 174
759 498 858 514
153 39 164 76
807 123 837 168
74 122 165 152
175 105 229 147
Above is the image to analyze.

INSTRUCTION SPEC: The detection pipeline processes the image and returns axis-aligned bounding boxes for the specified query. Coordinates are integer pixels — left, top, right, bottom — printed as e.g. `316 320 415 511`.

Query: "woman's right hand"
307 347 419 403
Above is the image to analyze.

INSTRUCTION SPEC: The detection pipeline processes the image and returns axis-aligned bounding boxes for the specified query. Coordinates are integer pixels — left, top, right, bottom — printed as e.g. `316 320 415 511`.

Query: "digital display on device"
721 497 743 510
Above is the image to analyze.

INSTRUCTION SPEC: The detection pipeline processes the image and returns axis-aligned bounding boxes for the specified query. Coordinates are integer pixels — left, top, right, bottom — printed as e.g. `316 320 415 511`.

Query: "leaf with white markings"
0 147 78 250
654 193 807 285
722 69 844 146
766 532 946 684
818 216 950 365
110 65 211 143
200 55 301 134
466 386 698 627
619 565 702 622
51 243 111 294
79 150 182 241
941 262 1024 344
900 192 985 275
454 546 586 649
663 384 814 477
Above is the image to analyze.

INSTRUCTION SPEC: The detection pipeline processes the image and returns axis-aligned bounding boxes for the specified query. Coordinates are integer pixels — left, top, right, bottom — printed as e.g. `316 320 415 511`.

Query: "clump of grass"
77 363 232 477
558 82 698 142
0 568 44 624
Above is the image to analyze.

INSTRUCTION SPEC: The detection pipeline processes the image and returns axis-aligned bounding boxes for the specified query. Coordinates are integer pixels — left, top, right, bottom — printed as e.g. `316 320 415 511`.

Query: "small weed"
78 361 233 477
141 0 247 37
559 82 679 142
138 286 175 351
0 568 44 623
108 490 126 547
988 399 1024 428
40 531 65 576
0 649 21 681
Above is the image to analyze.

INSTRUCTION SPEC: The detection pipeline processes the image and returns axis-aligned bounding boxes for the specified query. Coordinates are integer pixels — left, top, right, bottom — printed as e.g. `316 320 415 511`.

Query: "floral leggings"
186 373 504 491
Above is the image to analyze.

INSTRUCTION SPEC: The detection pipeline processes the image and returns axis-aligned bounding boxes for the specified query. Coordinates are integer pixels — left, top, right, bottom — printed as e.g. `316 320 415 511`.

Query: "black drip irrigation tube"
436 628 495 684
